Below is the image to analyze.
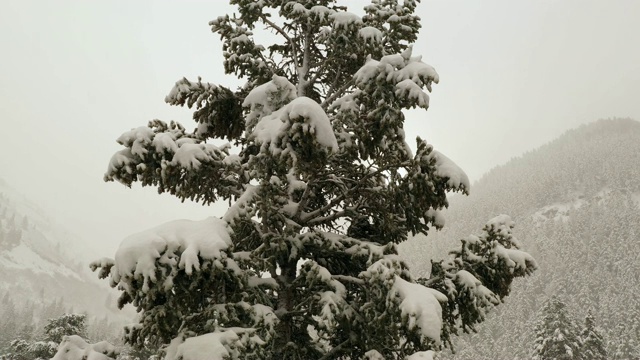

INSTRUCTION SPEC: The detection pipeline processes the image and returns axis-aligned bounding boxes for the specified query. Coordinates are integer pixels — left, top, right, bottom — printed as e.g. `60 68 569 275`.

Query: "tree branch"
298 30 312 96
331 275 364 285
319 338 351 360
321 78 355 110
260 15 300 82
301 162 407 223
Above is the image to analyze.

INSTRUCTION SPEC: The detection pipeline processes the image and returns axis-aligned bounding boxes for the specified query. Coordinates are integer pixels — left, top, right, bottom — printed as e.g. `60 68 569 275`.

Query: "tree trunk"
274 259 297 359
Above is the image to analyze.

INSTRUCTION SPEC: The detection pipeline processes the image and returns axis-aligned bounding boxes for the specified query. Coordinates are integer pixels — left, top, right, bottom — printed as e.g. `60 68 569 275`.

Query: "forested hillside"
401 118 640 359
0 180 128 355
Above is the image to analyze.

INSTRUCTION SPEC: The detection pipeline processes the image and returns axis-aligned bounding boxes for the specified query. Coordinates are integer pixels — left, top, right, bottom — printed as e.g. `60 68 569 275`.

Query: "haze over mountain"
0 179 130 326
401 118 640 358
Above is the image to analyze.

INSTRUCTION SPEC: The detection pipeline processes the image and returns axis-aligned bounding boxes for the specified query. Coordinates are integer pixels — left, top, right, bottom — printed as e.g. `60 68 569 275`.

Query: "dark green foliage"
165 78 244 141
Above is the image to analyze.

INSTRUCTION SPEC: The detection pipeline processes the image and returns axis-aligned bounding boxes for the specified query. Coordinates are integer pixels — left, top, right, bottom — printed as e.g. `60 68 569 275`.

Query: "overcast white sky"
1 0 639 258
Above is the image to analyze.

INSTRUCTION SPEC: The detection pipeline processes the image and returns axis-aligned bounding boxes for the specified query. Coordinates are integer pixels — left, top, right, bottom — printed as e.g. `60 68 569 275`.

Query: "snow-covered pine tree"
532 296 582 360
425 214 537 348
8 313 89 360
92 1 537 359
580 309 607 360
44 314 87 345
612 330 640 360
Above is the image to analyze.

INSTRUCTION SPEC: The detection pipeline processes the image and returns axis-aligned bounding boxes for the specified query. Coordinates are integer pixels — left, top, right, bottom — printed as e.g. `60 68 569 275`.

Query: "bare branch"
331 275 364 285
260 15 300 81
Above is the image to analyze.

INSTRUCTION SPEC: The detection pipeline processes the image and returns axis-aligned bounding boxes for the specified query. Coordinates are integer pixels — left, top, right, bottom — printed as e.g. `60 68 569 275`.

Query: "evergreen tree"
93 1 537 358
44 313 87 344
580 309 607 360
613 338 640 360
0 294 18 354
8 313 88 360
425 215 536 348
532 296 582 360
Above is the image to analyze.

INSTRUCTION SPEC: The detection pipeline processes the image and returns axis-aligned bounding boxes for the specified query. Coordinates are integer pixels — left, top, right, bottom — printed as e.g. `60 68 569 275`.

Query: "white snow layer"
165 332 239 360
310 6 334 21
111 217 231 290
391 276 446 345
364 350 384 359
354 49 439 88
51 335 117 360
484 214 512 232
252 96 339 153
485 215 537 271
243 75 297 123
359 26 383 43
406 350 436 360
108 126 230 175
223 184 259 224
242 75 338 154
430 150 470 191
395 79 430 107
329 11 362 28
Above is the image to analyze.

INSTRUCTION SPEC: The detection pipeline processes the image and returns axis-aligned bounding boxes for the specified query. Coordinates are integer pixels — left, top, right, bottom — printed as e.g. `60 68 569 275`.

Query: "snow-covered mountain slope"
0 179 128 320
400 118 640 359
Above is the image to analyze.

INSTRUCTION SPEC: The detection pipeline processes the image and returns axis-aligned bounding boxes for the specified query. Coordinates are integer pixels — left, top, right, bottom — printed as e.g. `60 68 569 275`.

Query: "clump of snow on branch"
115 126 155 158
485 215 537 272
361 256 447 347
329 11 362 28
243 75 297 127
172 141 230 170
424 208 446 228
309 5 334 21
223 184 259 224
454 269 499 307
406 350 437 360
165 77 218 104
352 47 439 109
109 217 231 291
359 26 383 43
251 97 339 154
429 150 471 191
396 79 430 107
242 75 338 156
105 123 231 181
165 331 241 360
460 214 538 274
299 260 347 327
51 335 118 360
391 276 446 345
